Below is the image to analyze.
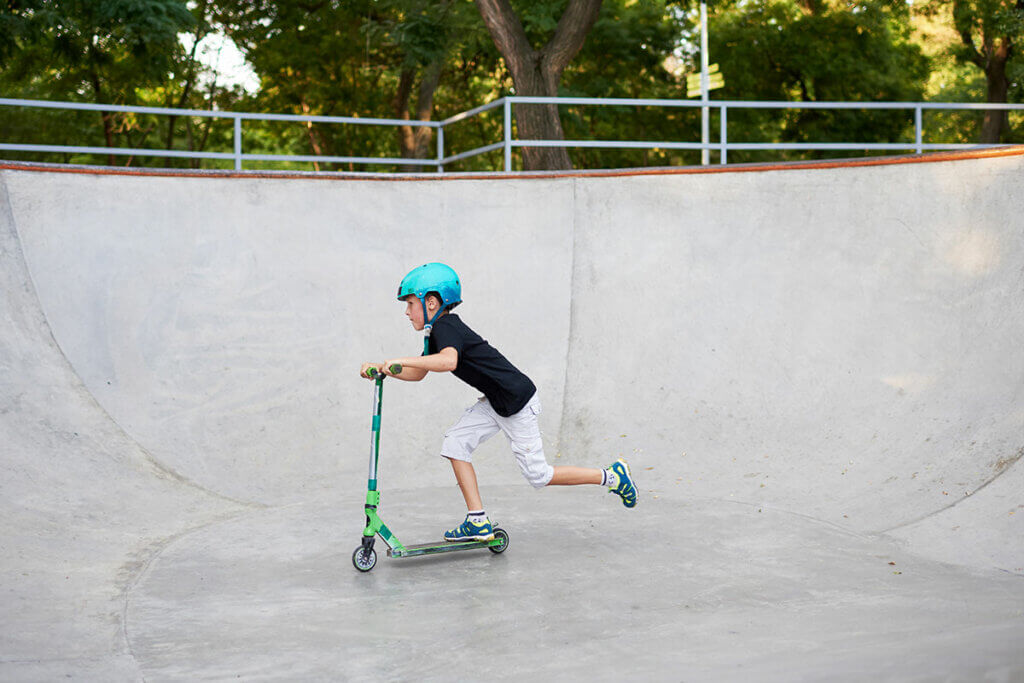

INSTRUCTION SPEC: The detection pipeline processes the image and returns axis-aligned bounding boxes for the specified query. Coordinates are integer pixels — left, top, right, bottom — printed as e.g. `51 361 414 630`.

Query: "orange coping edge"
1 145 1022 182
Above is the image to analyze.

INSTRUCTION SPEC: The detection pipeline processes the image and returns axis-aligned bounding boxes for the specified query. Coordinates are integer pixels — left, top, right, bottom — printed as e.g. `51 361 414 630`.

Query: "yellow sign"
686 64 724 98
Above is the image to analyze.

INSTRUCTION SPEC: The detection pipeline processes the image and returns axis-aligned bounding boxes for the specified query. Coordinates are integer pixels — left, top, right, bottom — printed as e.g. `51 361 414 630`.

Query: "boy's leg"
449 458 484 511
440 399 500 509
444 458 493 541
498 394 639 507
547 466 602 485
546 465 638 507
440 399 500 541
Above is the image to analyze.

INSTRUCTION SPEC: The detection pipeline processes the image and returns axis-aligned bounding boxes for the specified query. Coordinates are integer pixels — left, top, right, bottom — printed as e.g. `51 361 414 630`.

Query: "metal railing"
1 96 1021 172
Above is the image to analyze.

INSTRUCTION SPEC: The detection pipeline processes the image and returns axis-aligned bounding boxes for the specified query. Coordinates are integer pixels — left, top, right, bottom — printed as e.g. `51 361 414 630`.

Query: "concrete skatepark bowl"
1 149 1023 681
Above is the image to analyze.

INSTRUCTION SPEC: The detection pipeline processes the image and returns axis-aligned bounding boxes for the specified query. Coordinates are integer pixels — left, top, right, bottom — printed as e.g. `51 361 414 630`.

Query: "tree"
364 0 487 167
558 0 691 168
216 0 392 169
705 0 931 162
1 0 195 163
474 0 604 170
948 0 1023 141
216 0 500 171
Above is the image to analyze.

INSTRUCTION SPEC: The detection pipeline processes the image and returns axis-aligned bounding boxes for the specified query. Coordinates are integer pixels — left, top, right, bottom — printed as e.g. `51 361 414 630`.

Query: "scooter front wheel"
352 546 377 572
489 528 510 554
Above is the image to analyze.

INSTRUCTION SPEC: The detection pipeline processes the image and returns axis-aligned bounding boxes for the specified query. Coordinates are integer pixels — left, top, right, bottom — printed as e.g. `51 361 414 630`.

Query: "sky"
179 31 260 95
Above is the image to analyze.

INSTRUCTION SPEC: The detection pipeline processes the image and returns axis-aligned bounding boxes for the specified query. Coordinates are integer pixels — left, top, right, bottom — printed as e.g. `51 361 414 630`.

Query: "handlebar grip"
367 364 402 379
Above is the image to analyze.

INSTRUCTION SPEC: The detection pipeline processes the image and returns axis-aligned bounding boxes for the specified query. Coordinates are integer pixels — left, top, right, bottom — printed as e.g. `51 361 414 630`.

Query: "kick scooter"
351 365 510 572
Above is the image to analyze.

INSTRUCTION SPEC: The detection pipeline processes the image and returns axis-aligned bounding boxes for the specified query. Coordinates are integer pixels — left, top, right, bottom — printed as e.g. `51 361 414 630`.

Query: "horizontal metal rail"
1 95 1021 172
514 140 1006 151
439 98 506 127
500 96 1024 169
506 96 1024 111
0 142 237 160
242 153 439 166
441 141 506 166
0 97 437 127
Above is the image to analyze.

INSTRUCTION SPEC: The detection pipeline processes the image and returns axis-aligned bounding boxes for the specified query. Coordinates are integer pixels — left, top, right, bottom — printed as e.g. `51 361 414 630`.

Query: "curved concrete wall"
561 157 1024 550
6 172 576 503
3 152 1022 567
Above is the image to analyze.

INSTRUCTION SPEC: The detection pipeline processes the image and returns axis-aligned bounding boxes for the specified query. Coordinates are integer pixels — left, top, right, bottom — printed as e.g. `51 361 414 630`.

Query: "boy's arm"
361 347 458 382
386 346 458 380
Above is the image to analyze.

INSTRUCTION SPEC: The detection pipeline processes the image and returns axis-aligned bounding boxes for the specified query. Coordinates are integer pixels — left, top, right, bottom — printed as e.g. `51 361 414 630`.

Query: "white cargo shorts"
440 392 554 488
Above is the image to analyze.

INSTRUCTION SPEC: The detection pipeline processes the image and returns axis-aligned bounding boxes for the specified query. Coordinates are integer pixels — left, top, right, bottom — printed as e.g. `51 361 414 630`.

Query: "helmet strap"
421 296 444 355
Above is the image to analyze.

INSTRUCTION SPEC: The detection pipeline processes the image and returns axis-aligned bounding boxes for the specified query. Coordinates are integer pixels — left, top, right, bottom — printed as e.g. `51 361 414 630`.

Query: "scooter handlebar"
367 364 403 379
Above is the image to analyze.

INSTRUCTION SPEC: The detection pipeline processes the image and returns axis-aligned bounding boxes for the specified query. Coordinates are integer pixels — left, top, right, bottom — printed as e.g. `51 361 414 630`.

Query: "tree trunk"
393 60 442 172
955 4 1014 145
299 101 326 171
413 61 442 159
475 0 602 171
509 64 571 171
89 69 115 166
393 67 417 161
980 43 1011 144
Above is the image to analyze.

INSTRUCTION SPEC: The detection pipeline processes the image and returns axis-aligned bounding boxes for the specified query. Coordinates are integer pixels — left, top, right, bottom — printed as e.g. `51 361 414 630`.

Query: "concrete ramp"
1 150 1022 680
561 154 1024 570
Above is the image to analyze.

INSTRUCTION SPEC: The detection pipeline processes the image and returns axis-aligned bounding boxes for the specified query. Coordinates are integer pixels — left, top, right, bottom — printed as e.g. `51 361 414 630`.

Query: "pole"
436 126 444 173
915 107 923 155
503 98 512 172
720 105 728 165
233 116 242 171
700 0 709 166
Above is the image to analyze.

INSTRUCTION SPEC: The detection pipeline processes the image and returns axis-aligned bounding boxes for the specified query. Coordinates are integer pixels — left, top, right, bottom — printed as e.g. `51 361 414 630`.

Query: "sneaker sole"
444 534 494 542
617 459 638 508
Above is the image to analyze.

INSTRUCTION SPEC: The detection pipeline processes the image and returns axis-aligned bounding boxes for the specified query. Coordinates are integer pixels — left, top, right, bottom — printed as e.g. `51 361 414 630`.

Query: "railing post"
915 106 923 155
436 125 444 174
700 0 710 166
233 116 242 171
503 98 512 173
720 105 728 165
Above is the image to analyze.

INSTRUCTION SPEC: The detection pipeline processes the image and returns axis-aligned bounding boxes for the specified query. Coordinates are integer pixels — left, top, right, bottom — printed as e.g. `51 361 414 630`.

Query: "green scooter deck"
387 535 505 559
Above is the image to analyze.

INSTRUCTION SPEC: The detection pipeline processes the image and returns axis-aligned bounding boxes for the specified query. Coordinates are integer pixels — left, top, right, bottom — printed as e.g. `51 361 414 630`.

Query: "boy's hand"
360 362 383 379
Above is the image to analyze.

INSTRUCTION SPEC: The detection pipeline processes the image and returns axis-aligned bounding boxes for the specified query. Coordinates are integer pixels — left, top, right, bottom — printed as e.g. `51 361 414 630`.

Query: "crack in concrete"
119 506 264 682
878 446 1024 535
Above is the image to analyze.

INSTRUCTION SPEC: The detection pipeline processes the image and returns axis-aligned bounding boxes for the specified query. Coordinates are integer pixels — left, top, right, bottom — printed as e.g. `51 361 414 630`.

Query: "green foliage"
9 0 193 95
211 0 500 170
559 0 698 168
1 0 1018 169
703 0 931 161
950 0 1024 57
925 0 1023 141
0 0 244 168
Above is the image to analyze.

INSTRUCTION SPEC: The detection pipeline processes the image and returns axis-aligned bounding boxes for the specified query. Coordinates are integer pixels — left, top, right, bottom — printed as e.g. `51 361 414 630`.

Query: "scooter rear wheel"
352 546 377 572
489 528 510 554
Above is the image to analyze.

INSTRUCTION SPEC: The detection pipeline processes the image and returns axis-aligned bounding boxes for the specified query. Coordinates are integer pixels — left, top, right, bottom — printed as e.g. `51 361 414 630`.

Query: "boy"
361 262 637 541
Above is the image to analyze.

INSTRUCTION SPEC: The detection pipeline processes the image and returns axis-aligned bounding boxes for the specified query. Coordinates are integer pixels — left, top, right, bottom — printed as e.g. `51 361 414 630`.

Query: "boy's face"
403 296 425 330
403 294 441 331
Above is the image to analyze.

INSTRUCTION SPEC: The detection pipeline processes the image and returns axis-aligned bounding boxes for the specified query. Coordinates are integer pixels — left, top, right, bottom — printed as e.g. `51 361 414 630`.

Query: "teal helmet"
397 263 462 310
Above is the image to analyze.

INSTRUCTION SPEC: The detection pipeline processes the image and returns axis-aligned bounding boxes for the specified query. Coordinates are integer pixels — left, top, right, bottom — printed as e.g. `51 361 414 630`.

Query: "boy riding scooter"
361 263 637 543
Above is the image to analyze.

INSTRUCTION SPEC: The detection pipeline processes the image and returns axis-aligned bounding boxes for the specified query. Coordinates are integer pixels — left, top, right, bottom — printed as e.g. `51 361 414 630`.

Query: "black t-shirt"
427 314 536 417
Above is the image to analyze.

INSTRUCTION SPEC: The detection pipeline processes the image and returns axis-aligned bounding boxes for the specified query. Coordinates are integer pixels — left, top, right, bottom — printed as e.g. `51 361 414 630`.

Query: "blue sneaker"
444 516 494 542
609 459 638 508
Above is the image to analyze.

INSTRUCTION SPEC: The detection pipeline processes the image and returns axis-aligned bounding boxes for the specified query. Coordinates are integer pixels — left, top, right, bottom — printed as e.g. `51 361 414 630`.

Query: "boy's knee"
440 450 471 464
440 435 474 463
520 459 554 488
